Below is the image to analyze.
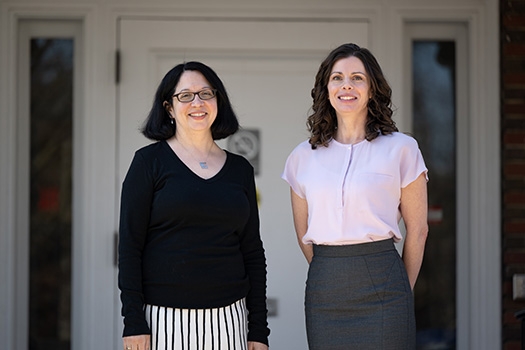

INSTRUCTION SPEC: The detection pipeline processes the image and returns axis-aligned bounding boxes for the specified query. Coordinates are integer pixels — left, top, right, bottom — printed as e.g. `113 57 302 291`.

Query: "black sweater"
118 140 269 345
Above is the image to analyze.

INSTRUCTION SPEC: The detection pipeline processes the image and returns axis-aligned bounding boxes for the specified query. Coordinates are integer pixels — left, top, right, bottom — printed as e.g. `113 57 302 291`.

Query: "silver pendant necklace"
176 138 214 170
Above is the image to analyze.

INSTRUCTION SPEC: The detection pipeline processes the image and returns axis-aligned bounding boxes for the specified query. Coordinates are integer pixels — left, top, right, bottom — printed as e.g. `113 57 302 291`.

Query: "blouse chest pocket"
349 172 397 213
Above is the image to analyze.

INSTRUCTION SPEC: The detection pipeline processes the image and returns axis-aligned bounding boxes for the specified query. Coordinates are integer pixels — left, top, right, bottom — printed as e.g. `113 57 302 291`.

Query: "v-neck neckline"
161 140 229 181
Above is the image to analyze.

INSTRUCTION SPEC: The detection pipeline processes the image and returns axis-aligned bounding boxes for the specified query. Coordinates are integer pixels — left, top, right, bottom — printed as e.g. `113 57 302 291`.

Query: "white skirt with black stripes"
145 298 248 350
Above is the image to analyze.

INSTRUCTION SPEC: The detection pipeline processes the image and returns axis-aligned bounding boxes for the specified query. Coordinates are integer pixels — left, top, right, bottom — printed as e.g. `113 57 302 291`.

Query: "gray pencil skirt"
305 239 415 350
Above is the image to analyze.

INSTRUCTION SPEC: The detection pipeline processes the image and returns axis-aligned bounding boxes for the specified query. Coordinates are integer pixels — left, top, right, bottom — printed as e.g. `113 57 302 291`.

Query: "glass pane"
29 38 73 350
412 41 457 349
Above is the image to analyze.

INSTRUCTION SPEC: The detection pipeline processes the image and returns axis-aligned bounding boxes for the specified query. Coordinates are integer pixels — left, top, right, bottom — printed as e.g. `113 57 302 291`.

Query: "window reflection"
412 41 457 350
29 38 73 350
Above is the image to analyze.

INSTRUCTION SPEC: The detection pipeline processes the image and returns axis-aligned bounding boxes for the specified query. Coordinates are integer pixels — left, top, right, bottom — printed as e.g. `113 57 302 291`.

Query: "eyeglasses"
172 89 217 103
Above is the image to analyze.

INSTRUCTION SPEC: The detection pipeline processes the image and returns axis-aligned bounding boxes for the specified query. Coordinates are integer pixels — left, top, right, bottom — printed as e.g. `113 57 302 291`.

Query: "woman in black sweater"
118 61 270 350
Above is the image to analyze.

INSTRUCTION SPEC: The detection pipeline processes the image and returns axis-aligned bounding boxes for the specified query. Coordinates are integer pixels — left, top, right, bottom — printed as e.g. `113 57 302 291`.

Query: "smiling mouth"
189 112 206 117
339 96 356 100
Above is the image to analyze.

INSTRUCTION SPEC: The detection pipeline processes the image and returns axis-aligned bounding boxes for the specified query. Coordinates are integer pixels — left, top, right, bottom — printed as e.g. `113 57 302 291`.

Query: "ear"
163 101 172 113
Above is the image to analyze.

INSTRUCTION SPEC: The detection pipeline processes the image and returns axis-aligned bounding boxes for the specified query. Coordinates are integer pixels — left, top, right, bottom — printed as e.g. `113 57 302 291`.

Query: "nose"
191 95 204 106
342 77 353 89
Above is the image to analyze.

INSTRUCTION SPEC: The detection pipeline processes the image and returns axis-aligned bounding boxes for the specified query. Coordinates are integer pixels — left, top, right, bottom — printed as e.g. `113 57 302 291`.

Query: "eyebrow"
176 87 212 93
330 71 366 76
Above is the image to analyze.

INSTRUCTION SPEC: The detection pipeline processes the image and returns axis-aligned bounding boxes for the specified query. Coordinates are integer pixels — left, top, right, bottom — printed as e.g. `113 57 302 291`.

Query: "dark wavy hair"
141 61 239 140
307 43 397 149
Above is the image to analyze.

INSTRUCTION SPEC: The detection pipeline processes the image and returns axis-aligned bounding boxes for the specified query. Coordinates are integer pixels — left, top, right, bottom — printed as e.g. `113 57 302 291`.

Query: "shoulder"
224 151 256 186
372 133 424 164
374 132 420 148
225 151 254 171
288 139 314 157
131 141 171 165
127 142 169 176
134 141 164 157
283 139 311 166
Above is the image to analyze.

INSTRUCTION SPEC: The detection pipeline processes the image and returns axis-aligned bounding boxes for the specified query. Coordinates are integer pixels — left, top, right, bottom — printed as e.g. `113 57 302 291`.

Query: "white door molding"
0 6 119 350
388 4 501 350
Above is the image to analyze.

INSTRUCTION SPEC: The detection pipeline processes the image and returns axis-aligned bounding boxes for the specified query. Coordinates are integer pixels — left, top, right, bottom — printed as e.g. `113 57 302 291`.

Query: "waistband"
313 238 395 257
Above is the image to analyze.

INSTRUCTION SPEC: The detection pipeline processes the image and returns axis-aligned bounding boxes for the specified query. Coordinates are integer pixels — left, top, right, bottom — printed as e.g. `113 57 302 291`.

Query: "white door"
116 17 369 349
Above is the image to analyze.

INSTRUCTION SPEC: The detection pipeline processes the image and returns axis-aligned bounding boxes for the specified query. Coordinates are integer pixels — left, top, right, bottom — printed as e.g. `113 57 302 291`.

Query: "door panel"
404 23 469 350
117 18 368 349
16 20 82 350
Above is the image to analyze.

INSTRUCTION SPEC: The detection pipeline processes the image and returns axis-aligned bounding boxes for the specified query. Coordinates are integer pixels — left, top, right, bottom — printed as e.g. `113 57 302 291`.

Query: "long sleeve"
240 165 270 345
118 151 154 336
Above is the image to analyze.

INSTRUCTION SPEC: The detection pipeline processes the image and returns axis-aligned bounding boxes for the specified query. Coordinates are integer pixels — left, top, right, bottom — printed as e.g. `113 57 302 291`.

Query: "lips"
189 112 207 118
338 95 357 101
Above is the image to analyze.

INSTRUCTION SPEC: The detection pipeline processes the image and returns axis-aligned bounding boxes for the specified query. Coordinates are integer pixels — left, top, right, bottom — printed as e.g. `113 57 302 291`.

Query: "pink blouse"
282 132 428 245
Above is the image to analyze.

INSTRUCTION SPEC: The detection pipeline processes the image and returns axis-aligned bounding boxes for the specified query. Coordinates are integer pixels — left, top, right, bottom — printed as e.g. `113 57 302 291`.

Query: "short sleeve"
281 144 306 198
400 136 429 188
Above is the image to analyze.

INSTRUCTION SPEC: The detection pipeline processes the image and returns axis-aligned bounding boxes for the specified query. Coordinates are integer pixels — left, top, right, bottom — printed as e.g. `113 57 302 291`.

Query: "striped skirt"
145 298 248 350
305 239 416 350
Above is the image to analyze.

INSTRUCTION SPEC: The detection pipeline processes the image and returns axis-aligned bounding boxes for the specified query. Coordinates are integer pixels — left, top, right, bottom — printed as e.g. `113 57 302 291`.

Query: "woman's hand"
122 334 150 350
248 341 269 350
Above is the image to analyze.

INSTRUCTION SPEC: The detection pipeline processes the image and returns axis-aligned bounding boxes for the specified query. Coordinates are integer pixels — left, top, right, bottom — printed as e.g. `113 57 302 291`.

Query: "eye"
199 89 215 99
330 74 343 81
178 92 193 100
352 75 364 81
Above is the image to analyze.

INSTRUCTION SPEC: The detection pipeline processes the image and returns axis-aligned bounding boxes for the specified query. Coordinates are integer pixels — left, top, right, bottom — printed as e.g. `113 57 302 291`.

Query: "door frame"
404 22 469 349
388 7 501 350
0 5 119 350
16 19 84 350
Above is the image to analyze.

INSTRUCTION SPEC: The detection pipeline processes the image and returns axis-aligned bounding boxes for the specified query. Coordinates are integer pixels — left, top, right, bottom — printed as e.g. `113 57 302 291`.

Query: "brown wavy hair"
307 43 397 149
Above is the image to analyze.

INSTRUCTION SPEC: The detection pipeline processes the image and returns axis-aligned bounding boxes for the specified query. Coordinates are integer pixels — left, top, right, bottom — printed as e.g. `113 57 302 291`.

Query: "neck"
174 130 214 152
335 116 367 144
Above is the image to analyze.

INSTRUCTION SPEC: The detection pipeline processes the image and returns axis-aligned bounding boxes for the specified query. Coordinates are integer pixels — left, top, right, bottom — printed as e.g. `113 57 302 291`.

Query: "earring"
170 118 174 125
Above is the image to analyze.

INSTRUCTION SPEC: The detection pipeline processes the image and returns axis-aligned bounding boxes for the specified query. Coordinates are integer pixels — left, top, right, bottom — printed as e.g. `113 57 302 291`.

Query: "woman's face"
327 56 371 119
167 70 218 135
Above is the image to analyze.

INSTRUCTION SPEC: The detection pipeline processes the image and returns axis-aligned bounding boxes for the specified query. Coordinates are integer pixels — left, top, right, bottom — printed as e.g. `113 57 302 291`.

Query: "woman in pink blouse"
282 43 428 349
